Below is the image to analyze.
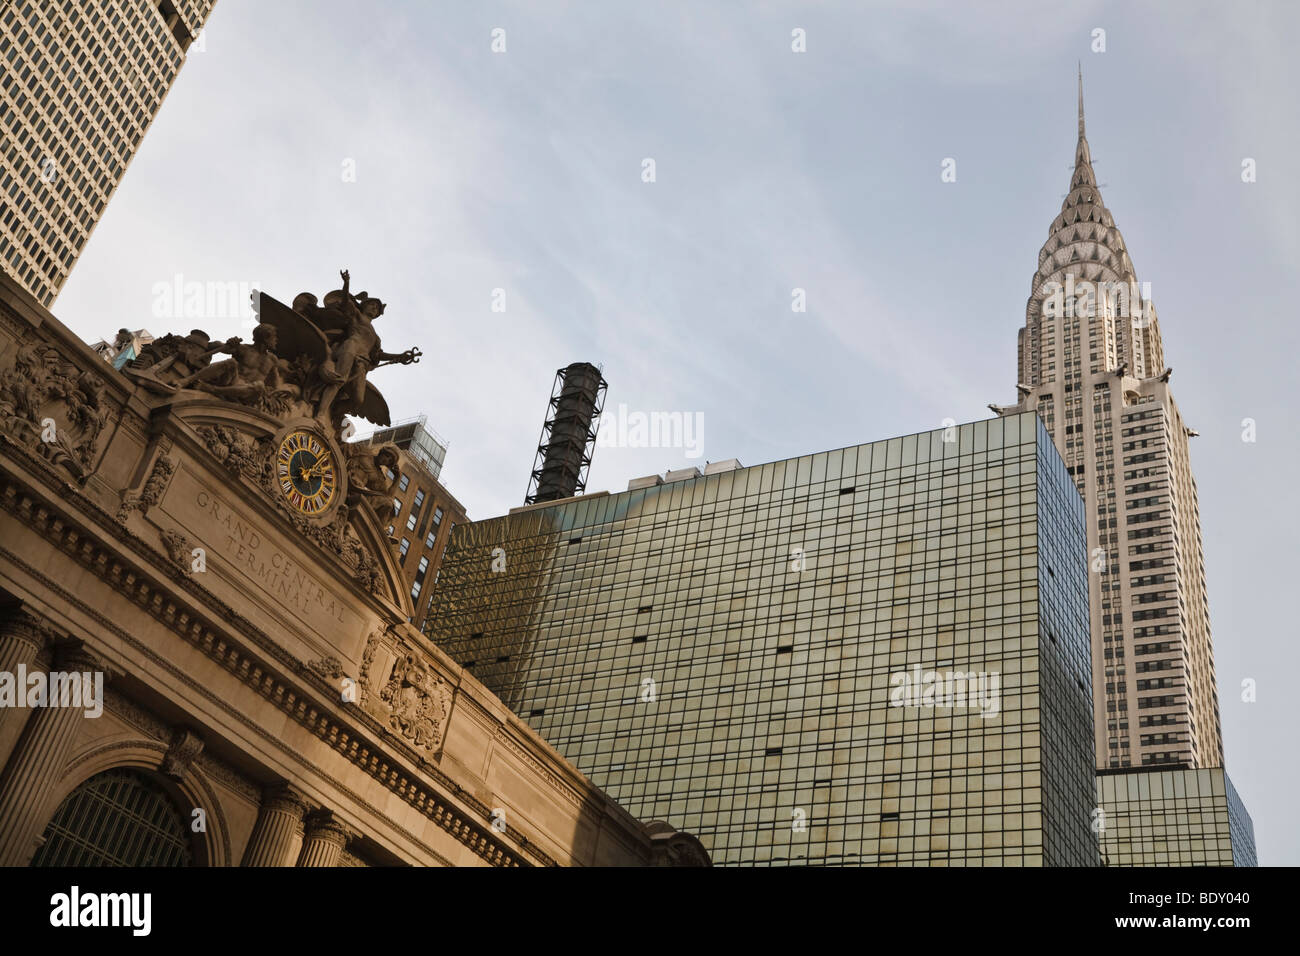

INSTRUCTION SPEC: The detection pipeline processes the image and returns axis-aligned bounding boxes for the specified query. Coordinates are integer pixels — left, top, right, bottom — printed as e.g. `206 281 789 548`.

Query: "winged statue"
116 271 420 435
257 270 421 427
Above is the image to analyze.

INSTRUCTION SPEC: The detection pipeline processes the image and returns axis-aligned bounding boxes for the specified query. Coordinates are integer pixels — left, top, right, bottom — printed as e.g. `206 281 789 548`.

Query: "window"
391 497 401 517
411 556 430 601
406 488 425 532
426 507 444 548
31 768 195 867
398 473 410 492
398 538 410 565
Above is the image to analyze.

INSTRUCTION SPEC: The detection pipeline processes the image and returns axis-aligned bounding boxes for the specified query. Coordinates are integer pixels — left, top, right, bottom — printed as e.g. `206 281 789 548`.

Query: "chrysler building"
992 71 1223 771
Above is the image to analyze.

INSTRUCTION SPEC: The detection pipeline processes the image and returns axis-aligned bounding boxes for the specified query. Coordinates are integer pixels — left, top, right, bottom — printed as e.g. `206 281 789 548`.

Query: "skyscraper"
429 414 1101 866
0 0 216 306
991 72 1222 771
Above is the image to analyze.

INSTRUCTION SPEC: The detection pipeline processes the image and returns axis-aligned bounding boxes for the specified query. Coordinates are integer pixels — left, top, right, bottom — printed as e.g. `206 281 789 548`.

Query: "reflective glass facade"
430 413 1098 865
1097 767 1257 866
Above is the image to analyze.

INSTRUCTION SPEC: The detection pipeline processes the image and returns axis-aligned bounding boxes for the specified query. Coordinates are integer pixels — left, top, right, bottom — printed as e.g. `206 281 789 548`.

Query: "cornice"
0 465 555 867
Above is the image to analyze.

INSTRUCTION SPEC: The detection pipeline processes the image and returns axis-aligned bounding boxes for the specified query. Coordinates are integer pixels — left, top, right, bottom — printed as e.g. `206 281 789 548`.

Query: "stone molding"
0 474 549 866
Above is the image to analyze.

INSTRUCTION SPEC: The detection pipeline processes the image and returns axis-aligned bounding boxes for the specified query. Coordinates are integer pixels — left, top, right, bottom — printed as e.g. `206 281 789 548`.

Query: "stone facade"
0 269 706 867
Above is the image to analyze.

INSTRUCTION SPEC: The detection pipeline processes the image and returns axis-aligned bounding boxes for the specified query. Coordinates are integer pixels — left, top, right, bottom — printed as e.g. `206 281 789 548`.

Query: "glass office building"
1097 767 1257 866
429 412 1099 865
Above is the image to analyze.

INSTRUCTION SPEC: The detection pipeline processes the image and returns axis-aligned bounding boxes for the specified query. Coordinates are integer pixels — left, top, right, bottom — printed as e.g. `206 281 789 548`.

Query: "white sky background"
54 0 1299 864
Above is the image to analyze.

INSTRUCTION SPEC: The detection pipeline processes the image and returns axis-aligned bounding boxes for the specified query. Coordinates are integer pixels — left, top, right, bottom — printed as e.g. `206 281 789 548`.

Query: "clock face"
276 431 337 515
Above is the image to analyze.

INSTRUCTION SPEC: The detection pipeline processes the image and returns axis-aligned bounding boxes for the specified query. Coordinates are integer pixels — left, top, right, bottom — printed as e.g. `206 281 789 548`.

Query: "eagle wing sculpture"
339 380 391 427
257 293 331 365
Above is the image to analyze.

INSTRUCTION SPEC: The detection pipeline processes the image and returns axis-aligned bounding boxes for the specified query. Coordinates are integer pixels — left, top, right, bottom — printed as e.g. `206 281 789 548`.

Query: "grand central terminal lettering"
194 488 347 626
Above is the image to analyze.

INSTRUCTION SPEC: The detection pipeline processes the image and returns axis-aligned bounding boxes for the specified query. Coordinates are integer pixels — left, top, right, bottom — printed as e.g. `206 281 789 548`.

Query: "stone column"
240 784 307 866
0 641 103 867
296 809 349 867
0 609 51 771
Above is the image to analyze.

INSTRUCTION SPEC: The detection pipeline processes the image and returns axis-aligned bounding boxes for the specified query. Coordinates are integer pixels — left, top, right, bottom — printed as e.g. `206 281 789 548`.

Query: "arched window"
31 768 195 867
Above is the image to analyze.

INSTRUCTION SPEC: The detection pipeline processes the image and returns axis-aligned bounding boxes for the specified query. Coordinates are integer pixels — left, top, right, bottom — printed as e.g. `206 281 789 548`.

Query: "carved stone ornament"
358 629 381 705
159 528 192 576
130 322 299 417
645 821 712 867
306 655 343 679
140 454 177 509
344 441 402 528
0 608 58 654
198 425 269 480
0 338 110 481
128 329 215 379
160 729 205 779
378 652 452 753
117 453 175 522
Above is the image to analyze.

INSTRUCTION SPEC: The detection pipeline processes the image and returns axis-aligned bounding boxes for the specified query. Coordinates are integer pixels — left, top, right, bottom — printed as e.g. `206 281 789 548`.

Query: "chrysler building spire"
1078 62 1086 137
991 76 1223 774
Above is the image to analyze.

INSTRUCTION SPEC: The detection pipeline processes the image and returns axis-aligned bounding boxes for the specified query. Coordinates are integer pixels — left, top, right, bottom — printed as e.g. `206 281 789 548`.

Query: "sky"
53 0 1300 864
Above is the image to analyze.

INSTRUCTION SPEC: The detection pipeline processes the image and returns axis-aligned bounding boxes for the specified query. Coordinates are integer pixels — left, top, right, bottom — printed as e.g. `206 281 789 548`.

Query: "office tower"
355 416 467 633
0 0 216 306
427 413 1100 866
991 73 1222 771
1097 767 1256 866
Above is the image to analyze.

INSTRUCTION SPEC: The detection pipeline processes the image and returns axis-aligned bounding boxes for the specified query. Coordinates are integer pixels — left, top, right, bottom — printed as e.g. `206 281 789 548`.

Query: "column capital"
260 783 308 818
48 638 115 683
0 607 56 654
241 783 308 867
302 809 352 849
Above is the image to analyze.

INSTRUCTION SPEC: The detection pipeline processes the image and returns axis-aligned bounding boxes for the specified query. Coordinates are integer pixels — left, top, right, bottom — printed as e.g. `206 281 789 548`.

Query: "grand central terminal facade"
0 269 707 868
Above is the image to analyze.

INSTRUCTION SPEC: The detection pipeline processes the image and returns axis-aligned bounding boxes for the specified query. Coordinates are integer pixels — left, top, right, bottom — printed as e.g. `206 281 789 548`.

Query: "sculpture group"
128 270 420 433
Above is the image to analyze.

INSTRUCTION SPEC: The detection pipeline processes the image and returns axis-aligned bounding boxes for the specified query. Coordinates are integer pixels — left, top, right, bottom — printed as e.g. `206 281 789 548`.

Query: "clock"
275 430 338 515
